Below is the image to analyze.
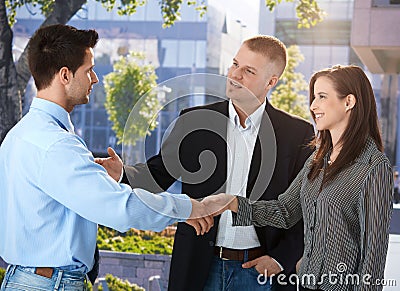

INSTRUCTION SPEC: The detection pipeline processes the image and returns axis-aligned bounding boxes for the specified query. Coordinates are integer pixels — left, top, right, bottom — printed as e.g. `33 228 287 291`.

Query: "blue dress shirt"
0 98 192 273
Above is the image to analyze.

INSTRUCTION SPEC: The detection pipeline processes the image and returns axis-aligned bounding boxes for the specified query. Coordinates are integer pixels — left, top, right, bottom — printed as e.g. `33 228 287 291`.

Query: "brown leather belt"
35 267 54 278
214 246 264 261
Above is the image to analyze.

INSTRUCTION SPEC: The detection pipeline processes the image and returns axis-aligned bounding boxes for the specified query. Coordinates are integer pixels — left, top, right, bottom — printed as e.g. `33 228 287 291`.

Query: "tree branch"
0 0 20 142
16 0 87 97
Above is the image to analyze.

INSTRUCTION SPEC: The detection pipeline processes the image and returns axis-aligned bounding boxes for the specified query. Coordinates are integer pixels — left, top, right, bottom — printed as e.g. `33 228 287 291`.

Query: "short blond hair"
243 35 287 77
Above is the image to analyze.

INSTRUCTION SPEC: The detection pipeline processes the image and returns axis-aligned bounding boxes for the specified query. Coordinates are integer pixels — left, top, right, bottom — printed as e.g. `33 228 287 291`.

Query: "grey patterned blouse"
233 138 393 291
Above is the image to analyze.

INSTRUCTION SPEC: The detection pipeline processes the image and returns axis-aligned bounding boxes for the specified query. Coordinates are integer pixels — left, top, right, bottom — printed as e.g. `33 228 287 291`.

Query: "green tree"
270 45 310 120
104 52 159 146
0 0 324 143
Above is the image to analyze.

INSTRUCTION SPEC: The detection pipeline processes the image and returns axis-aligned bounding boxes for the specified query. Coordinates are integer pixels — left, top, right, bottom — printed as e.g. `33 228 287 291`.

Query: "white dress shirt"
215 100 265 249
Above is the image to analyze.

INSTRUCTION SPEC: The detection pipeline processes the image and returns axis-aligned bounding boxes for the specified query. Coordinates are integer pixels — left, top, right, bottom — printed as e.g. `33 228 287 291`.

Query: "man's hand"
201 193 238 215
94 147 123 182
242 255 282 276
186 199 214 235
185 194 237 235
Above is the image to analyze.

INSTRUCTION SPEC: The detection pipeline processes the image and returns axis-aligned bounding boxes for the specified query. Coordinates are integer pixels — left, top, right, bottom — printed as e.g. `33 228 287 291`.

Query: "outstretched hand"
94 147 123 182
202 193 238 215
186 199 214 236
185 194 238 235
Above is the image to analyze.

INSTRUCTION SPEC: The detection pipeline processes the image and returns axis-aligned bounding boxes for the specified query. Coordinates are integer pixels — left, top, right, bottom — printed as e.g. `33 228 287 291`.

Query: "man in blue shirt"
0 24 212 291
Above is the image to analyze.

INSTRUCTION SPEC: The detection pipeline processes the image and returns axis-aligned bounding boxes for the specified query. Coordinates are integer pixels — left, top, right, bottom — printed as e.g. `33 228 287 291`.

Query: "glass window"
178 40 196 68
196 41 206 69
373 0 400 6
93 110 108 127
313 46 331 71
161 40 178 67
331 46 350 66
276 20 351 46
91 129 108 153
180 3 197 21
297 46 315 81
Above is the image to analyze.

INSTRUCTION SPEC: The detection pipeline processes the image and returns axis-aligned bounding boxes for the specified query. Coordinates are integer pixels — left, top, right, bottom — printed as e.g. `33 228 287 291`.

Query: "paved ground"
384 205 400 290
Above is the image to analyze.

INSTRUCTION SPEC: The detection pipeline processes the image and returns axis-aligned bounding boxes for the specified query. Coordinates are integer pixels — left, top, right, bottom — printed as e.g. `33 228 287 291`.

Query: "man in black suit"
98 35 314 291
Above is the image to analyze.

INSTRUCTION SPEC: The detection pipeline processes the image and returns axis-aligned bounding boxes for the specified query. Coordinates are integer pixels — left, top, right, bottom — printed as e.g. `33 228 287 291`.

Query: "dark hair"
242 35 287 77
28 24 99 90
308 65 383 183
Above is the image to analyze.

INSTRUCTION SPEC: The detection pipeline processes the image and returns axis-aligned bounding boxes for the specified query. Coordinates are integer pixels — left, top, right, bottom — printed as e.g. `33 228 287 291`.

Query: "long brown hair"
308 65 383 183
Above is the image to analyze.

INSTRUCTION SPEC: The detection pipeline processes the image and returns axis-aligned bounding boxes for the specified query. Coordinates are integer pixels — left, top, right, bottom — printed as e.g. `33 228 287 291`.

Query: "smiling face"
65 48 98 111
226 44 278 112
310 76 350 138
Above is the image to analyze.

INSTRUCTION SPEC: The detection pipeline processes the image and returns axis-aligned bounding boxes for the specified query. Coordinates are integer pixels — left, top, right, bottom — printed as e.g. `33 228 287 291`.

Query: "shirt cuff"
118 168 124 183
232 196 252 226
171 193 192 222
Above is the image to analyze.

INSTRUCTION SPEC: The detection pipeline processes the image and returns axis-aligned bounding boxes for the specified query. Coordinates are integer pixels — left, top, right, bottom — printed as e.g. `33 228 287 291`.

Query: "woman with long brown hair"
206 65 393 291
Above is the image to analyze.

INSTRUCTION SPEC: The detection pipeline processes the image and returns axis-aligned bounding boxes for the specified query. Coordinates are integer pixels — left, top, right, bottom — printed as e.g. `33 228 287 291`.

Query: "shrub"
0 268 5 286
105 274 144 291
97 226 174 255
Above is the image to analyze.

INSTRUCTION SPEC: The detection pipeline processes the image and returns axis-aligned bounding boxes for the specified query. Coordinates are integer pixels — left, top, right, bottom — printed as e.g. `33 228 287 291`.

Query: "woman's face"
310 76 350 136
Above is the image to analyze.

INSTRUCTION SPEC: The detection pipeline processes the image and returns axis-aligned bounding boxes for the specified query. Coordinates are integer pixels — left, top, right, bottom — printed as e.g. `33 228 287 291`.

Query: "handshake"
186 194 238 235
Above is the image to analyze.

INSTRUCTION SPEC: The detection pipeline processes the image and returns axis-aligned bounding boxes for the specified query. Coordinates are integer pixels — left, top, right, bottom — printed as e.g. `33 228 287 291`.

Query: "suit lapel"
215 101 229 188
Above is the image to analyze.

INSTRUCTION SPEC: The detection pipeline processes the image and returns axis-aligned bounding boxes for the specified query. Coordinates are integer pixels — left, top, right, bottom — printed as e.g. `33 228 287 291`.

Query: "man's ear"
266 76 279 90
59 67 71 85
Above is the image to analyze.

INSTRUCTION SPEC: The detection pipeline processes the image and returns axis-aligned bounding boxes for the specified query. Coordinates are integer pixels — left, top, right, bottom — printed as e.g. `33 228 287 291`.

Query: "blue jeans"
204 252 273 291
1 265 86 291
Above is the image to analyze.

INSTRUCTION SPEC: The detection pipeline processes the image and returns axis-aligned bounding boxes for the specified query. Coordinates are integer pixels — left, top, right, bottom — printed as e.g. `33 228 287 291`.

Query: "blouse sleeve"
357 160 393 291
232 158 309 229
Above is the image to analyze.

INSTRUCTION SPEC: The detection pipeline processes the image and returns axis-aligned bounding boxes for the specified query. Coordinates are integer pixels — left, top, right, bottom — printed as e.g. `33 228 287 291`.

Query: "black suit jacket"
124 100 314 291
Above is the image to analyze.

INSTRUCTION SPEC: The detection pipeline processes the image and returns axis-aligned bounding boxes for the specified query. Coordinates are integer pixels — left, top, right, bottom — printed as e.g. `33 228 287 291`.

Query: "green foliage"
98 0 145 16
104 52 159 146
0 267 5 286
6 0 55 25
104 274 144 291
160 0 206 28
265 0 325 28
5 0 207 27
97 226 174 255
85 274 143 290
270 45 310 120
296 0 325 28
6 0 323 28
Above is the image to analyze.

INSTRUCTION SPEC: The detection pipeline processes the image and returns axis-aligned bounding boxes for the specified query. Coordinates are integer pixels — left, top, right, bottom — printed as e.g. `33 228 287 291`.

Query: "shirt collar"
228 99 266 131
30 98 74 133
